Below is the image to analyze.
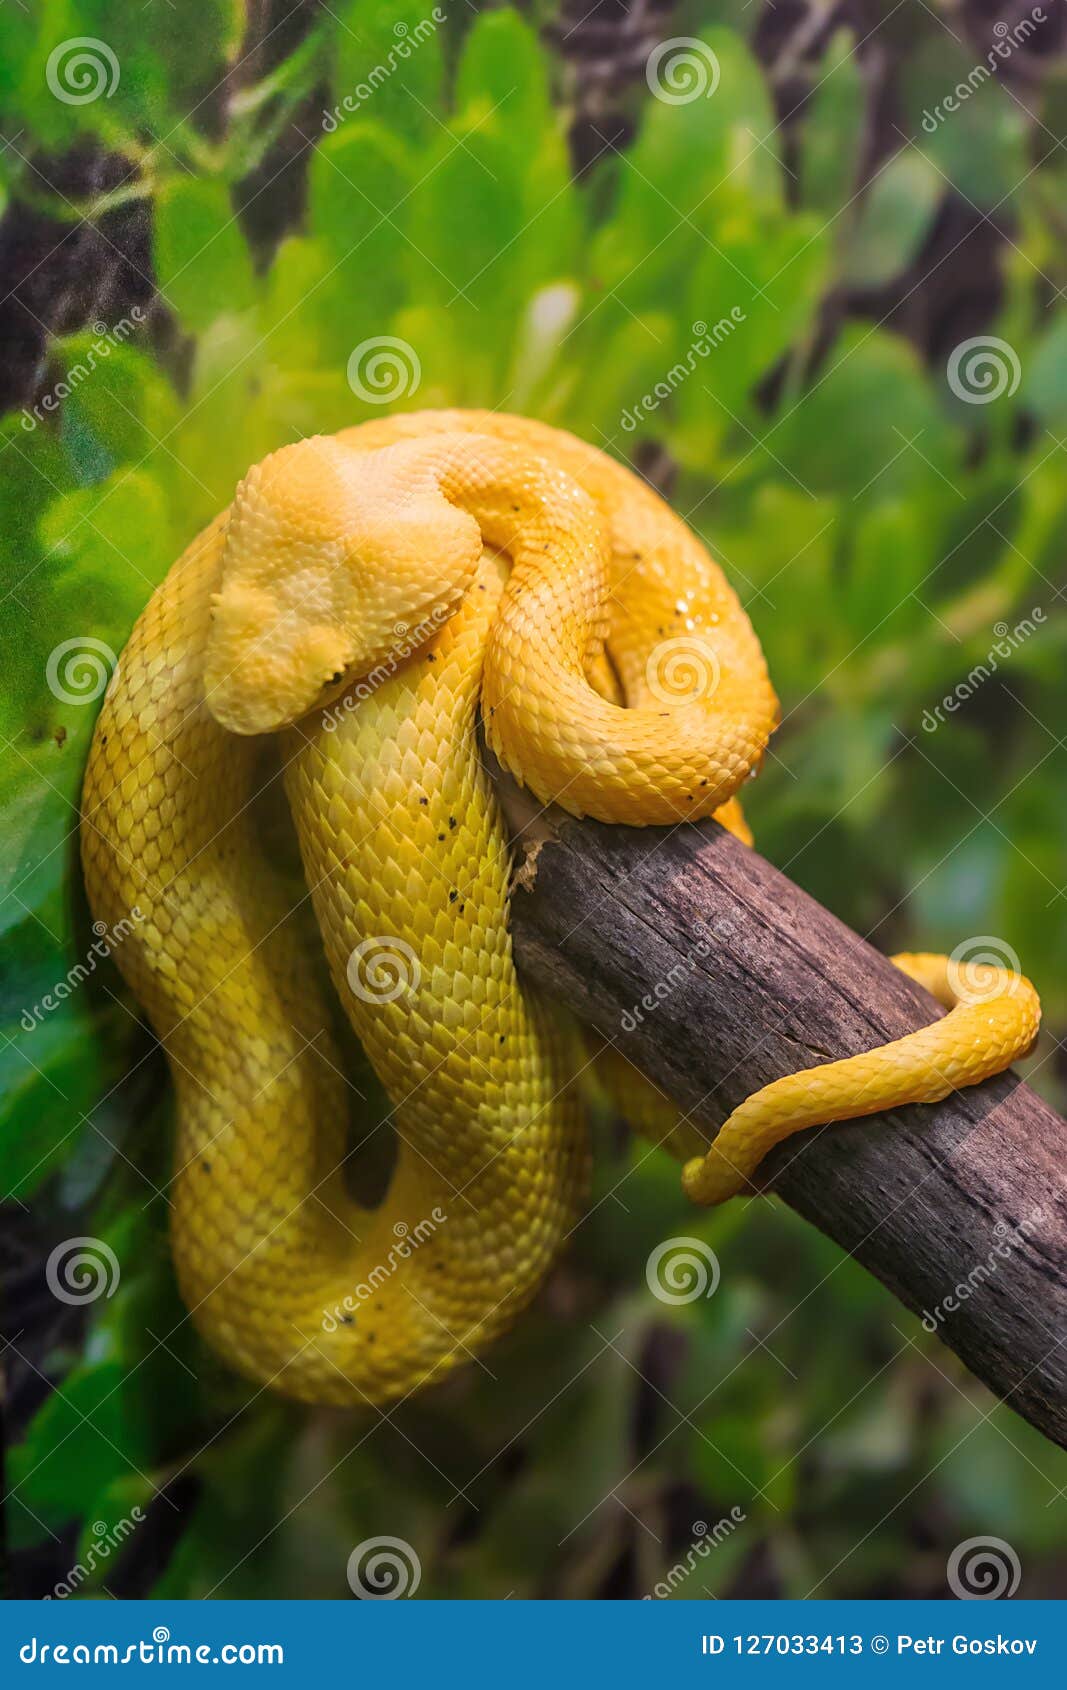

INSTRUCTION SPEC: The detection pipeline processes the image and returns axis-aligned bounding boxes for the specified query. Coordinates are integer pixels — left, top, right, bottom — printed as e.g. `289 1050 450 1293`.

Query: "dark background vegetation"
2 0 1066 1598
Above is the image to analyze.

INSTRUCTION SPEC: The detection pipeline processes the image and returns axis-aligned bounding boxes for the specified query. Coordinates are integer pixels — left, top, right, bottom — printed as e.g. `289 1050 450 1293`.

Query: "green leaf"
841 151 942 288
405 128 528 395
451 12 579 297
563 312 677 443
454 8 552 147
51 339 176 473
0 467 176 1198
154 177 256 334
773 327 961 504
39 471 175 620
18 0 240 145
674 209 829 462
329 0 446 147
1022 313 1067 428
12 4 131 152
9 1359 149 1525
800 29 866 218
306 122 414 350
0 0 36 113
69 1473 156 1593
709 485 840 696
840 500 930 647
903 38 1028 207
592 30 780 313
153 0 242 118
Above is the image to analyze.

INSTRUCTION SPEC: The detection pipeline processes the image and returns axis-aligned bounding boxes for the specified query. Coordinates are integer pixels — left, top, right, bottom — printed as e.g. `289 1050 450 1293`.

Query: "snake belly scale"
80 411 1040 1405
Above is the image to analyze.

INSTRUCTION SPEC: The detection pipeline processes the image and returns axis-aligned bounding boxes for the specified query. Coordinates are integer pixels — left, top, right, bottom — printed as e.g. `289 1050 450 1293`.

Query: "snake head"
205 437 362 734
204 436 479 735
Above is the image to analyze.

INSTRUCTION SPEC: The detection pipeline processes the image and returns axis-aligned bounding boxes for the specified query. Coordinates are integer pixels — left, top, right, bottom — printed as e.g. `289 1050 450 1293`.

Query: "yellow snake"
80 411 1040 1406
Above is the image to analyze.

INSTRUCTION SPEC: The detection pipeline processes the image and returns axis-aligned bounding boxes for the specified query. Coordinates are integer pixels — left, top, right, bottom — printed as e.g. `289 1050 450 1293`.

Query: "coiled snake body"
81 412 1039 1405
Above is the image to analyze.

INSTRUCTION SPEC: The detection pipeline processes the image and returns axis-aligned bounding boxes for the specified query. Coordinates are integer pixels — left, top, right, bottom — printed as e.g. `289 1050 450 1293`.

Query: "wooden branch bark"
508 813 1067 1450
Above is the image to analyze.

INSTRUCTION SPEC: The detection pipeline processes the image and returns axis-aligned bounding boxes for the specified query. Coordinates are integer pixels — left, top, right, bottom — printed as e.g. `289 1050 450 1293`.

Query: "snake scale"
80 411 1040 1405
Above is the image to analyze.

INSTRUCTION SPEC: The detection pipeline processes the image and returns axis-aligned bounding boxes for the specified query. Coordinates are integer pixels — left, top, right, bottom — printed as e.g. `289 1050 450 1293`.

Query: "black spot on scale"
438 832 446 842
201 1160 212 1173
419 796 428 806
448 817 457 829
341 1314 354 1326
449 890 458 903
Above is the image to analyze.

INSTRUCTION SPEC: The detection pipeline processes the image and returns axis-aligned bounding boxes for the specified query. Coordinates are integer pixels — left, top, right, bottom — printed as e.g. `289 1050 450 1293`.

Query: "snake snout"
203 438 364 734
205 585 352 734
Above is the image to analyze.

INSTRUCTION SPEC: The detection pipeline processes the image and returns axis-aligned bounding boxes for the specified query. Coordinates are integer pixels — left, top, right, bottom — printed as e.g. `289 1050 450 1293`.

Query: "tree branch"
508 813 1067 1449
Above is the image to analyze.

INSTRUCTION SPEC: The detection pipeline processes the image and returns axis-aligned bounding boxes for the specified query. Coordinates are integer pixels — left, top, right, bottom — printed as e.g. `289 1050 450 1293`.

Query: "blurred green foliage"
2 0 1066 1598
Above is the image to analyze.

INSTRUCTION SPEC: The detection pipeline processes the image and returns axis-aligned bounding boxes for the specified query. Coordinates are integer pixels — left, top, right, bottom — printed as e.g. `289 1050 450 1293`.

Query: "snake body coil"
81 412 1039 1405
